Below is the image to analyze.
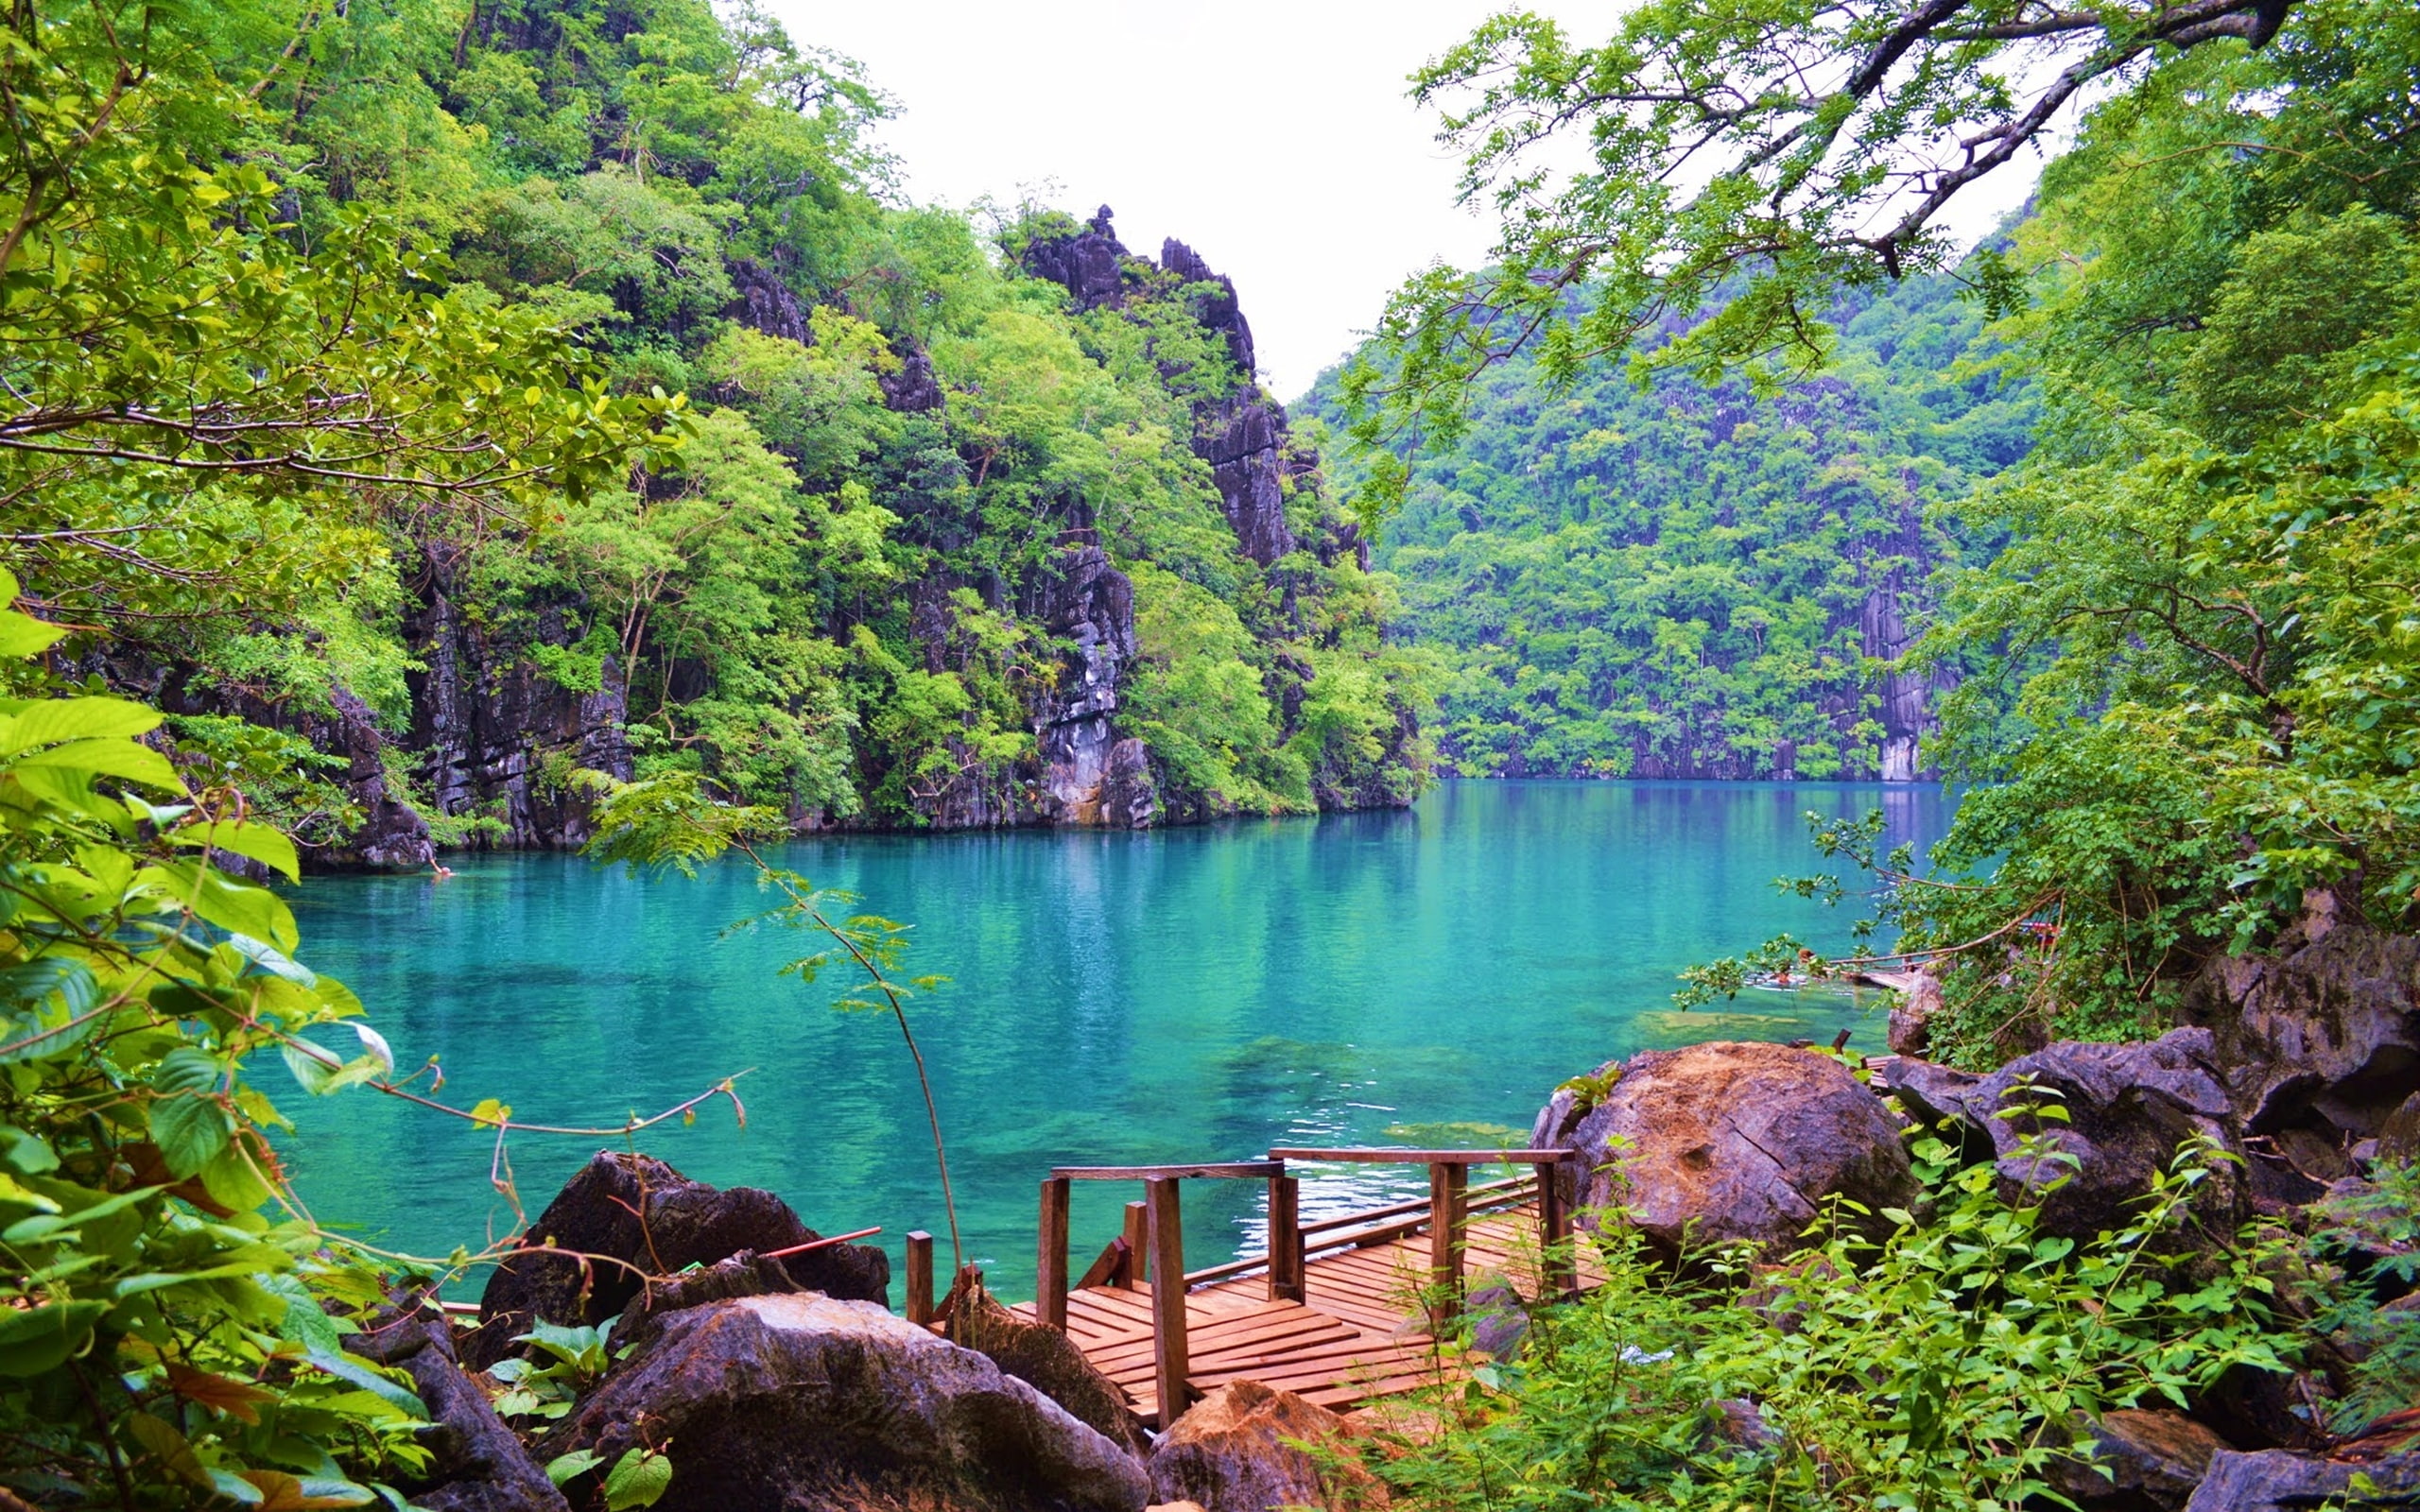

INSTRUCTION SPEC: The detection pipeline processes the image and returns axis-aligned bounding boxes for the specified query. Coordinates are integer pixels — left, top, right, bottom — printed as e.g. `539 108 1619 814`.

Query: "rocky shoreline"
375 886 2420 1510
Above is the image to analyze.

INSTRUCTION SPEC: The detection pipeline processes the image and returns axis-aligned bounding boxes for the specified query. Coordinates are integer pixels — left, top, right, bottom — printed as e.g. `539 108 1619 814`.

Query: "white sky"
777 1 2043 403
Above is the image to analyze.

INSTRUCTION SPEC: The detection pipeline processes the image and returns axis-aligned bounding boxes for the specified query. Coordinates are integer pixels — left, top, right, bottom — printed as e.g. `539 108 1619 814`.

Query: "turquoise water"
283 780 1947 1300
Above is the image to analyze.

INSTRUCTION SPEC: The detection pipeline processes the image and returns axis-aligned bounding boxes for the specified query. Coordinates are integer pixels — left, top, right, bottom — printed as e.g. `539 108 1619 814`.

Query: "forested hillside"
1301 272 2033 781
19 0 1429 867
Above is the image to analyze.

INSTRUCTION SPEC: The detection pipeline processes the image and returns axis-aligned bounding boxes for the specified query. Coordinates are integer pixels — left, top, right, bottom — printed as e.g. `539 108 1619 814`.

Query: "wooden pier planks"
1011 1200 1582 1419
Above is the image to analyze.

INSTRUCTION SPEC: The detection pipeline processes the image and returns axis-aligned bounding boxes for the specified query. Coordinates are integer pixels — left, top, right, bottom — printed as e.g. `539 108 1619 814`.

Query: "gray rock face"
553 1293 1151 1512
1032 546 1151 827
1887 1028 2247 1240
2182 1447 2420 1510
2186 886 2420 1139
1148 1382 1375 1512
1531 1040 1917 1255
464 1151 889 1371
157 673 433 870
725 256 810 345
406 546 632 851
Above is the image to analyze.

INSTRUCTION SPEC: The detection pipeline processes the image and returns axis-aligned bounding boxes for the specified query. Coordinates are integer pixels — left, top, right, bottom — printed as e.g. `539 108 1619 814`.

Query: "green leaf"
127 1410 212 1487
0 696 162 754
285 1040 340 1095
0 610 65 660
604 1445 673 1511
0 1298 109 1376
545 1450 606 1486
171 817 301 882
152 1045 223 1096
303 1348 427 1419
149 1091 233 1177
10 736 181 789
2 1183 162 1243
0 1124 59 1176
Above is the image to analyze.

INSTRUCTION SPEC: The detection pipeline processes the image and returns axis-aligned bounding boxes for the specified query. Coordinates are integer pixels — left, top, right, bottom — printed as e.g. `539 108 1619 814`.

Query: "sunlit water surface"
284 780 1948 1299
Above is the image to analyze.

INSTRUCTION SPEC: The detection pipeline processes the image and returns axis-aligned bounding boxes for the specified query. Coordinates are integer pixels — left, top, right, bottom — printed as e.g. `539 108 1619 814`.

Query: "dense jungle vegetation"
1303 270 2033 781
4 0 2420 1500
1352 0 2420 1062
10 0 1427 856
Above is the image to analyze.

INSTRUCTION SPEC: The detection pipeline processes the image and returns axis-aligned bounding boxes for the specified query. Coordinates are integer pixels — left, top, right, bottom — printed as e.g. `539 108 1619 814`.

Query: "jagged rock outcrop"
1531 1040 1917 1256
462 1151 889 1370
2185 883 2420 1141
550 1293 1152 1512
725 256 811 345
1887 1028 2249 1240
1030 546 1155 827
152 672 434 870
406 550 632 851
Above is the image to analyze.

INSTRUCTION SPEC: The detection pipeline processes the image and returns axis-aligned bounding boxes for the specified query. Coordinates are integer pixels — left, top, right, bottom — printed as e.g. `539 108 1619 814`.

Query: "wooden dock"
910 1146 1601 1427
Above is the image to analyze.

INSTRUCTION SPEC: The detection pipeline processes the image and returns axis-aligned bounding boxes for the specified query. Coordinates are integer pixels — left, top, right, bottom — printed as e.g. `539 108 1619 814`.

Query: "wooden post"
905 1230 934 1326
1267 1175 1304 1303
1122 1200 1149 1289
1534 1160 1573 1300
1146 1177 1189 1429
1037 1177 1072 1330
1428 1161 1468 1326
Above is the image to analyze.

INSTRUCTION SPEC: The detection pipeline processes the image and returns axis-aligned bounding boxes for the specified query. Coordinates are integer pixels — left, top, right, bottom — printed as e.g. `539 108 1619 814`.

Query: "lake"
283 779 1949 1300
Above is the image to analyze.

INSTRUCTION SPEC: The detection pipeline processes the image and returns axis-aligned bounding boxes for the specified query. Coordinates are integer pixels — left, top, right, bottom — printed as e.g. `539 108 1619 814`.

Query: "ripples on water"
285 779 1948 1298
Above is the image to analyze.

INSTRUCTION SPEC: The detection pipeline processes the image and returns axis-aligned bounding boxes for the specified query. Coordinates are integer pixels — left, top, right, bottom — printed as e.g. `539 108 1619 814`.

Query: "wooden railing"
1270 1148 1577 1320
1019 1147 1575 1425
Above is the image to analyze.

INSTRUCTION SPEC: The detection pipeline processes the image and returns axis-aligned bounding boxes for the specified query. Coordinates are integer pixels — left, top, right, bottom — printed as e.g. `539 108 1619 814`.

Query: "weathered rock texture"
354 1292 571 1512
2048 1409 2231 1512
1147 1382 1380 1512
949 1289 1149 1456
1530 1040 1917 1255
553 1292 1151 1512
406 545 633 852
1888 1028 2249 1240
2186 884 2420 1142
2182 1447 2420 1511
463 1151 888 1370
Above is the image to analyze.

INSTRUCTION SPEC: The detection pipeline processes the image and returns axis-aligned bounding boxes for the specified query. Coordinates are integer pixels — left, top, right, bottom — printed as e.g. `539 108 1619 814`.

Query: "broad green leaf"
0 958 98 1015
10 736 181 790
0 1124 59 1175
127 1410 212 1487
0 610 64 660
604 1445 674 1511
171 817 301 882
0 1298 109 1376
284 1040 340 1095
152 1045 223 1096
0 696 162 754
545 1449 606 1486
303 1348 426 1419
145 861 300 952
208 1469 268 1507
1 1183 162 1243
150 1091 233 1177
199 1134 276 1213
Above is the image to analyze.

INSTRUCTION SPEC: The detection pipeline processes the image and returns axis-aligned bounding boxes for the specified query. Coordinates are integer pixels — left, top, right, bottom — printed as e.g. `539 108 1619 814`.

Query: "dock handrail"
1031 1146 1581 1426
1270 1147 1578 1316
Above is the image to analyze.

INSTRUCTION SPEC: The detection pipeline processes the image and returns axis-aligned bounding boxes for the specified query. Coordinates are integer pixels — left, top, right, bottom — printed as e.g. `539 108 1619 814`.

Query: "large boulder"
354 1292 570 1512
949 1288 1150 1456
463 1152 888 1369
2185 885 2420 1140
1531 1041 1917 1256
1887 1028 2248 1240
1147 1382 1380 1512
2182 1447 2420 1511
2047 1409 2230 1511
550 1292 1150 1512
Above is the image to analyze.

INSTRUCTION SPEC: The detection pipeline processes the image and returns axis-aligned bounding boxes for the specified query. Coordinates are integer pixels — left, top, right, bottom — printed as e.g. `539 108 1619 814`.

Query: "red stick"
759 1226 882 1260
